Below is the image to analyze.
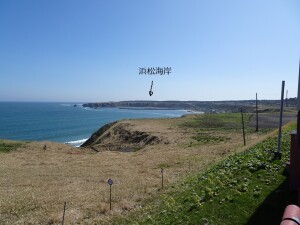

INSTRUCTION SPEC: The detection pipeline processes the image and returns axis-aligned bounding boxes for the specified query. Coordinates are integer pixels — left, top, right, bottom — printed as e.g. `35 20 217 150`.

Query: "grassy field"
0 140 23 153
0 112 296 224
117 122 296 225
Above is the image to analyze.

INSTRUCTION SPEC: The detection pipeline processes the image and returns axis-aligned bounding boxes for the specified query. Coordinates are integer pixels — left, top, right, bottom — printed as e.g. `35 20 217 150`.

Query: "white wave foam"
185 110 204 114
83 107 102 111
149 112 182 117
61 103 83 107
65 138 88 147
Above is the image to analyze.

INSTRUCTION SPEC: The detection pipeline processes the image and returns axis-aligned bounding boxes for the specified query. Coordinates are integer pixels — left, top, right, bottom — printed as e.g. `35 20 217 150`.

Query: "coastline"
118 107 184 110
0 112 297 224
2 100 295 146
0 102 188 146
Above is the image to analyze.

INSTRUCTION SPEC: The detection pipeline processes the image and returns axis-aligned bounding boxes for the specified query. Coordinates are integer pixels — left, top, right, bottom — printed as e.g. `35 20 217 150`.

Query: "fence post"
161 168 164 190
255 93 258 132
61 202 66 225
241 108 246 146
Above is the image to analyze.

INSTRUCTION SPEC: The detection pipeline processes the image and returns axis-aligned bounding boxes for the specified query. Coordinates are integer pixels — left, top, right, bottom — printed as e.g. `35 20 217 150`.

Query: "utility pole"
255 93 258 132
276 80 285 157
241 108 246 146
286 90 288 107
297 60 300 143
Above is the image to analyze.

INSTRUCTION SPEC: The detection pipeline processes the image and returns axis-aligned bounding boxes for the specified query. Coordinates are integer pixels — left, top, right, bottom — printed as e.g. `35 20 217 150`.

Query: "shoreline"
118 107 184 110
0 103 188 146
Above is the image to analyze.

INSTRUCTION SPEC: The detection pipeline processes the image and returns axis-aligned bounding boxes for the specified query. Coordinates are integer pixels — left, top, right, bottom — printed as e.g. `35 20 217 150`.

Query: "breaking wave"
65 138 88 147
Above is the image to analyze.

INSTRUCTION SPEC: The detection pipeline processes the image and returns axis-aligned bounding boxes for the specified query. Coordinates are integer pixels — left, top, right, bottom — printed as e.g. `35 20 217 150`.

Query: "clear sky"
0 0 299 102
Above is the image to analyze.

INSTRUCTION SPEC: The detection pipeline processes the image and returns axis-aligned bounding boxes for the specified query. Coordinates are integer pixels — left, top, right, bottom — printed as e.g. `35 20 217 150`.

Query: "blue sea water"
0 102 187 146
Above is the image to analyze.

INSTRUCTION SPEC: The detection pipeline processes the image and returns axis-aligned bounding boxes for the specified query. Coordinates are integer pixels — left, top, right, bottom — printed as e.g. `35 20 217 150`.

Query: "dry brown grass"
0 114 294 224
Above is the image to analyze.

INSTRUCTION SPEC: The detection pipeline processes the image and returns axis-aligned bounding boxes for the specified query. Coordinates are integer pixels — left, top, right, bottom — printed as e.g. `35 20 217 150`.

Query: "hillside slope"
81 121 162 152
0 112 296 224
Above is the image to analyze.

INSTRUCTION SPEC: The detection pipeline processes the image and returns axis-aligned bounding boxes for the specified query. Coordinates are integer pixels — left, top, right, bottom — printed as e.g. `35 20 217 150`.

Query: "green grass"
180 113 276 135
191 133 230 145
0 140 22 153
180 113 276 148
118 123 296 225
180 113 251 131
180 113 257 148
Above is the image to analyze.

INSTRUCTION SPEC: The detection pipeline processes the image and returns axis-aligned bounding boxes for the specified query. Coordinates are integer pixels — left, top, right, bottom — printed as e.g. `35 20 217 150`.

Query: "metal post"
107 178 113 210
286 90 288 107
298 112 300 144
109 185 112 210
241 108 246 146
61 202 66 225
161 168 164 189
297 60 300 143
277 80 285 154
255 93 258 132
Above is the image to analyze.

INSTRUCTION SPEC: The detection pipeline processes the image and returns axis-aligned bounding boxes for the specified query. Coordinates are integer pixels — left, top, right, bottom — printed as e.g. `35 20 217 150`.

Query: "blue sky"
0 0 299 102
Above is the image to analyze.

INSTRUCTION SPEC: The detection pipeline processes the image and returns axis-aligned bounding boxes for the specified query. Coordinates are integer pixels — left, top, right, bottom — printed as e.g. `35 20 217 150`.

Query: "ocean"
0 102 187 146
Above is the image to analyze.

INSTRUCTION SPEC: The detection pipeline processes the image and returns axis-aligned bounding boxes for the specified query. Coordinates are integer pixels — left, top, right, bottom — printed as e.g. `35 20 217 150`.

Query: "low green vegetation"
0 140 22 153
180 113 274 134
180 113 275 150
191 133 230 145
180 113 250 131
119 123 296 225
